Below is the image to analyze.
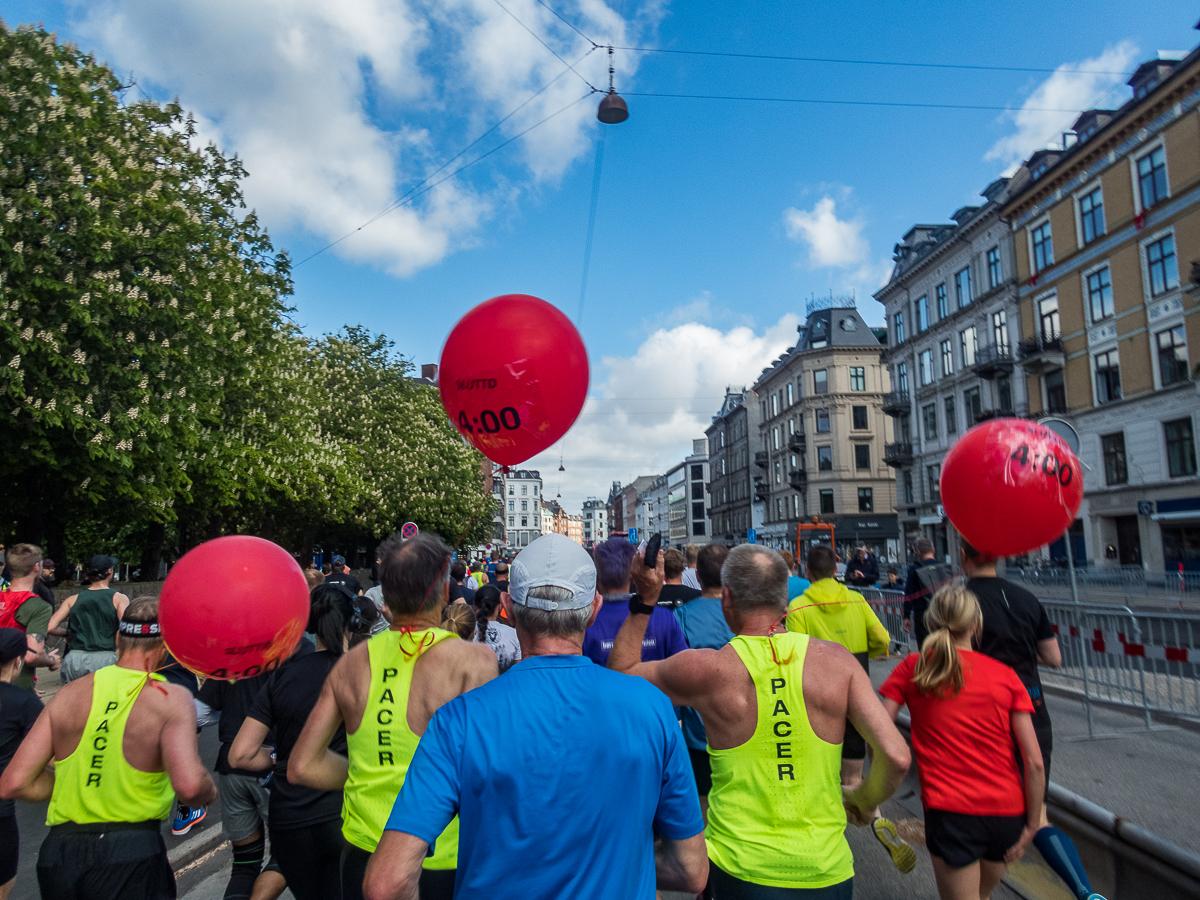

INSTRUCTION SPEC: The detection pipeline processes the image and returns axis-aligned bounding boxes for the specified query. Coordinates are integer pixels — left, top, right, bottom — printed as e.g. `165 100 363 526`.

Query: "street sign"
1138 501 1154 516
628 527 638 544
747 529 757 544
401 522 419 538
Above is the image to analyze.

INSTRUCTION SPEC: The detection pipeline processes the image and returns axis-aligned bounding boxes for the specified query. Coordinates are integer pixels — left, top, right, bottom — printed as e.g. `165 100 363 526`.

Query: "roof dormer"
1127 56 1181 100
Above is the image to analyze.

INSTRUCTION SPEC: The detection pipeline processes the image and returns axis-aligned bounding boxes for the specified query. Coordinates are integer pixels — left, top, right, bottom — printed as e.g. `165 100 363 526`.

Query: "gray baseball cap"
509 534 597 611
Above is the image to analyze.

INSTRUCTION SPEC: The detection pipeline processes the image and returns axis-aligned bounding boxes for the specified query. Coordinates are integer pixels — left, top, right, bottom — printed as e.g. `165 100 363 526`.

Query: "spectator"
0 628 42 899
844 546 881 588
672 542 733 820
324 555 363 595
904 539 952 647
608 544 910 897
581 536 686 667
681 543 701 589
365 534 706 900
657 549 701 608
303 566 325 592
780 549 810 601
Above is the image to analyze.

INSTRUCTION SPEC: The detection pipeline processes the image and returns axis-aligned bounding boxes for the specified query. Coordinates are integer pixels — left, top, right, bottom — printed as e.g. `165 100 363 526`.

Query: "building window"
854 444 870 470
521 516 528 527
692 521 706 536
916 295 929 332
1045 369 1066 414
964 386 982 424
899 413 911 442
692 502 705 520
922 403 938 441
1137 146 1168 209
896 363 909 395
691 464 703 479
903 471 914 505
858 487 874 513
814 369 828 394
775 461 782 484
992 309 1008 351
509 485 515 495
521 485 528 496
1095 349 1121 404
939 339 952 377
1080 187 1105 244
944 396 957 435
520 500 528 511
997 374 1013 414
1146 234 1179 297
818 446 833 471
819 490 835 514
1031 222 1053 272
927 464 941 502
1038 295 1060 340
771 393 779 417
508 500 515 511
816 408 830 433
894 312 905 344
955 266 973 307
1157 325 1189 386
692 482 704 500
508 516 514 526
919 349 934 386
792 495 800 518
1087 267 1114 322
987 247 1001 288
849 367 866 391
960 326 977 367
852 405 868 429
786 382 793 406
773 428 779 450
532 485 538 495
1102 432 1128 486
796 376 804 398
1165 418 1197 477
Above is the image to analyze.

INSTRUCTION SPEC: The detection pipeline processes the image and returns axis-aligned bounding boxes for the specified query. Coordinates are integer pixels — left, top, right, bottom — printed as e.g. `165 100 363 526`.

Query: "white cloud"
69 0 645 276
986 42 1139 170
524 313 801 509
783 196 869 268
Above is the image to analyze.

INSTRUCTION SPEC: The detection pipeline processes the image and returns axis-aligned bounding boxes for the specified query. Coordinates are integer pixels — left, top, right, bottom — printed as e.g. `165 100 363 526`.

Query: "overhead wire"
620 91 1104 113
533 0 599 47
491 0 599 91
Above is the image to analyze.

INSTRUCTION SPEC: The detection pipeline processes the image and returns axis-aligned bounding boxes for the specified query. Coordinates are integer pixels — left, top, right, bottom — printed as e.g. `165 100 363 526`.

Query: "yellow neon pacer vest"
342 627 459 868
46 665 175 826
705 632 855 889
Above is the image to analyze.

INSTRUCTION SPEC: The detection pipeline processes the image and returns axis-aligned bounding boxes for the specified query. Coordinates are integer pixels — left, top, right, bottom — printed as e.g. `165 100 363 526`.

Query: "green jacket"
785 578 890 657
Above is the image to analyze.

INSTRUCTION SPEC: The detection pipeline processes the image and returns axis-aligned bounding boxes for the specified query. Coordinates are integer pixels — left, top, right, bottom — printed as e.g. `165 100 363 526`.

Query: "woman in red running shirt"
879 584 1045 900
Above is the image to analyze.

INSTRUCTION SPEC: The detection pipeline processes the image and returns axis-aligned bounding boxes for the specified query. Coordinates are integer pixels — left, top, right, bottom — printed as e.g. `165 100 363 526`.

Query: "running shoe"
872 816 917 874
171 804 206 836
1084 895 1108 900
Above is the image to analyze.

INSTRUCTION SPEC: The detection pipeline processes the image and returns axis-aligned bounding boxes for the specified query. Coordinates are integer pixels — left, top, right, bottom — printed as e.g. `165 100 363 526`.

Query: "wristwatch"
629 594 657 616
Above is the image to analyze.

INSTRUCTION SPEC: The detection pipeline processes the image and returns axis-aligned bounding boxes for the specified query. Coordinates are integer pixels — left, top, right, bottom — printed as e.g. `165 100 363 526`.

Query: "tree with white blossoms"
0 23 493 571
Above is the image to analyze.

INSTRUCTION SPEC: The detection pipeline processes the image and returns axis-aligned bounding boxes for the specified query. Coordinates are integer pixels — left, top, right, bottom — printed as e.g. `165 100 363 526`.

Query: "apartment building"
750 302 898 559
1001 47 1200 572
492 469 543 550
663 439 710 548
875 179 1024 563
705 387 765 545
581 497 609 547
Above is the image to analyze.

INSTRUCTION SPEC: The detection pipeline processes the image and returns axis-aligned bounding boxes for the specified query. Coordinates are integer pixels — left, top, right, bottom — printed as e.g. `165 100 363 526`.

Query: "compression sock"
224 834 265 900
1033 826 1093 899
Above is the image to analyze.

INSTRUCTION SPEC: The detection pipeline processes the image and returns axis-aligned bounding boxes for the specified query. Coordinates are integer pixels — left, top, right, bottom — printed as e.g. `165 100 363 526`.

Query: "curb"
168 825 227 872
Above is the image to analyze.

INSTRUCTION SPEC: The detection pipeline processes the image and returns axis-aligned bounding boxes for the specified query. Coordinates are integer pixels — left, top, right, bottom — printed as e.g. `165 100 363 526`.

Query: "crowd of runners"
0 530 1109 900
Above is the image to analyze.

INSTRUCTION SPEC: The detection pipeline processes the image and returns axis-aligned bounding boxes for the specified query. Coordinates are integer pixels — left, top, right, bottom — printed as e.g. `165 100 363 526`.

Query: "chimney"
421 363 438 382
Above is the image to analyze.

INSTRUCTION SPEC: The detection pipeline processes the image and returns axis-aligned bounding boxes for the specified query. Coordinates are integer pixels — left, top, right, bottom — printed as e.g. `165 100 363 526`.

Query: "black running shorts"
924 808 1025 868
37 821 175 900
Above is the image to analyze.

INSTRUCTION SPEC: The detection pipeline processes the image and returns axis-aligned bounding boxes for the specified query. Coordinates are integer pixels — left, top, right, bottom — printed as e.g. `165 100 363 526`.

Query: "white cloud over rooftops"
783 196 870 269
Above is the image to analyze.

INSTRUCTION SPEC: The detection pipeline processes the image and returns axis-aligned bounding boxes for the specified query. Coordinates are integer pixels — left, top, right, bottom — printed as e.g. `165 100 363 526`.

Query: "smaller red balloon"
159 536 309 681
439 294 589 466
940 418 1084 558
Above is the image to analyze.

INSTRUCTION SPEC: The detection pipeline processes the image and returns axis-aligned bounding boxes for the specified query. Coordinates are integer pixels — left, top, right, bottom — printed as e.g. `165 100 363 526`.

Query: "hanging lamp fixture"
597 46 628 124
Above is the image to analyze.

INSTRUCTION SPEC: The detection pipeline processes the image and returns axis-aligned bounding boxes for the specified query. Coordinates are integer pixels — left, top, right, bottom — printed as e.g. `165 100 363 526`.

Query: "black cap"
88 555 117 572
0 628 28 663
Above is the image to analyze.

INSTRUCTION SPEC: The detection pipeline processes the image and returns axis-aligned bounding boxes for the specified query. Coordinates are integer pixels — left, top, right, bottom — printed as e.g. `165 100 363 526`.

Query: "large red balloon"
941 418 1084 558
439 294 589 466
160 536 309 681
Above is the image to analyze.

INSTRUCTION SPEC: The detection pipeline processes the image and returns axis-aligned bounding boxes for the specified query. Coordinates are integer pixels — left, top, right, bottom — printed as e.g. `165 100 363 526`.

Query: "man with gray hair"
608 543 910 898
364 533 707 900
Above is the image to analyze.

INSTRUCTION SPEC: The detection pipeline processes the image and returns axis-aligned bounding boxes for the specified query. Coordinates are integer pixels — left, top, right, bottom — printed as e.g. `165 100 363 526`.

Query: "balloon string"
396 627 436 659
766 611 793 666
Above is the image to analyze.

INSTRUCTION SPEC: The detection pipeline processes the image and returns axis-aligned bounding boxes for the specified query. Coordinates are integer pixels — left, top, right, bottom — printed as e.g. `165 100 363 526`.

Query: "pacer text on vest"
770 677 793 781
376 667 398 766
86 700 120 787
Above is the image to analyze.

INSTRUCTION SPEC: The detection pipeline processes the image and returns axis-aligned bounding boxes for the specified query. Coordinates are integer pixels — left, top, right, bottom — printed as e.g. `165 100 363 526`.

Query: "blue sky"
10 0 1199 508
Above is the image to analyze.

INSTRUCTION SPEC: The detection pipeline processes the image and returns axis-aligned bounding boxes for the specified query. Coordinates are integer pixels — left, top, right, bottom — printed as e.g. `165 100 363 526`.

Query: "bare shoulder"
46 673 93 717
425 635 498 678
329 641 370 691
802 639 858 688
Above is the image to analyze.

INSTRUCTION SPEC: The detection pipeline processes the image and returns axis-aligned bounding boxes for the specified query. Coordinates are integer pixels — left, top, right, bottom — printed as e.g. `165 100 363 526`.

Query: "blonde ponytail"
913 583 982 697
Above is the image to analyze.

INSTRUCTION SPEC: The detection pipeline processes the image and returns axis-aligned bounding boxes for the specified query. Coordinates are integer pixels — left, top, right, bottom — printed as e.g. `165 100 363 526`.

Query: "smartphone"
643 532 662 568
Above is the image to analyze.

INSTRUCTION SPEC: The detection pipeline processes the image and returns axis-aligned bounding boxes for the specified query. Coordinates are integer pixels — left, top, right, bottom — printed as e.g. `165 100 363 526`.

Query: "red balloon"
941 418 1084 558
160 536 309 681
439 294 589 466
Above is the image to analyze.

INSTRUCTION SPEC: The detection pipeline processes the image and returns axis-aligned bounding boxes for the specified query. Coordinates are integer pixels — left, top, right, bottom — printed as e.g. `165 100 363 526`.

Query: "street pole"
1063 527 1094 738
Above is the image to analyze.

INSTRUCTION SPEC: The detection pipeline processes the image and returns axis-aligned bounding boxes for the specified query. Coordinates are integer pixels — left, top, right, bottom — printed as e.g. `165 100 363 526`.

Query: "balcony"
788 469 807 491
787 433 806 452
971 344 1014 379
882 391 910 417
754 450 768 469
754 478 770 500
884 442 913 467
1017 334 1064 373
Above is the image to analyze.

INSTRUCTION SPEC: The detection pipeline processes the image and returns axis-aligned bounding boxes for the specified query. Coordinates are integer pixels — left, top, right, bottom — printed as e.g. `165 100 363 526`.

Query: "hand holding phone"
643 532 662 568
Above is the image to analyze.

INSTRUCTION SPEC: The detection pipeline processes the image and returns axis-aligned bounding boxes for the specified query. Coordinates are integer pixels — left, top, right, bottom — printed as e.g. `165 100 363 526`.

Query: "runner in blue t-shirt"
582 537 687 666
366 534 706 900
